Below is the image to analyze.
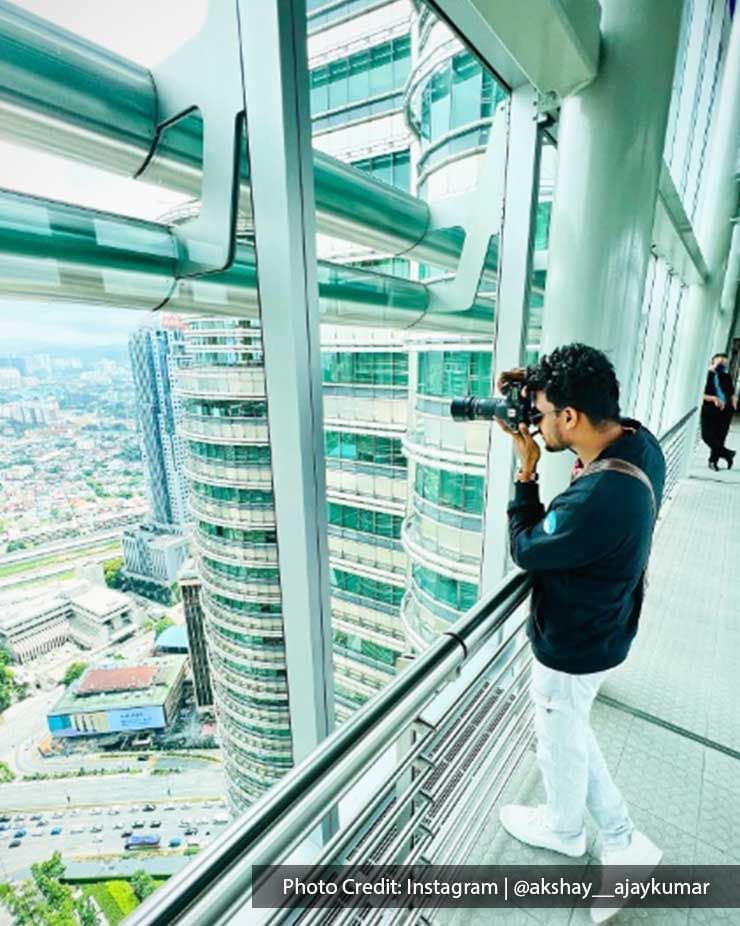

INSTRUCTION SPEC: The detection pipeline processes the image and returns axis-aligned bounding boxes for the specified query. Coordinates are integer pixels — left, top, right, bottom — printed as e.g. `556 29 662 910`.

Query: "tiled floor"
437 422 740 926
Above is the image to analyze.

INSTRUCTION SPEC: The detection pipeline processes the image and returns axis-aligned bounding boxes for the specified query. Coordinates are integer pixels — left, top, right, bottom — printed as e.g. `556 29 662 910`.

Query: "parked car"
32 830 44 837
178 819 191 828
89 825 103 833
150 820 162 828
9 839 21 848
0 824 8 832
13 829 26 839
0 814 11 823
71 826 85 834
113 822 124 830
214 814 229 824
197 817 209 825
51 812 63 819
168 836 182 848
183 827 198 836
90 808 102 816
107 808 120 816
136 754 149 762
13 815 25 822
164 804 176 811
121 830 133 838
50 826 62 836
132 820 145 829
142 803 156 812
29 814 42 821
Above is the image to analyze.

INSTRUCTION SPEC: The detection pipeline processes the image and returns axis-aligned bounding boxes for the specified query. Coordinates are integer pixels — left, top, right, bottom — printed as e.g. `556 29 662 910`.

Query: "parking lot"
0 798 231 880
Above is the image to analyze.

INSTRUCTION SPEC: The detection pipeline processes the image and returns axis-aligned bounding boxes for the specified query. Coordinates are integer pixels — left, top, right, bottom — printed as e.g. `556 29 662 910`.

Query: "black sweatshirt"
507 419 666 674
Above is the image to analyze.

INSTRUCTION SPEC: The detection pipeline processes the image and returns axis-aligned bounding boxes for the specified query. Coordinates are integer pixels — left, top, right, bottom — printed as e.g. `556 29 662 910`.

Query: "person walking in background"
701 352 737 470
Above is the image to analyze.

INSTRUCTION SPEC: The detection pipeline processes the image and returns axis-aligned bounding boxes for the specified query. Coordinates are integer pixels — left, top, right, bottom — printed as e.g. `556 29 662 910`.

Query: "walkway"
440 420 740 926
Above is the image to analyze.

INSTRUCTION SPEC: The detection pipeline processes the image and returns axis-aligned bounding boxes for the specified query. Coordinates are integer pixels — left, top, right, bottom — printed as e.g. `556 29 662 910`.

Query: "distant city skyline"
0 301 150 351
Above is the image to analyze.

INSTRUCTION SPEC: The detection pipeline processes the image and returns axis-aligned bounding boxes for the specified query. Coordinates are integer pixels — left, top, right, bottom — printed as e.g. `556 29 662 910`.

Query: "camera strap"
578 458 657 521
577 458 658 601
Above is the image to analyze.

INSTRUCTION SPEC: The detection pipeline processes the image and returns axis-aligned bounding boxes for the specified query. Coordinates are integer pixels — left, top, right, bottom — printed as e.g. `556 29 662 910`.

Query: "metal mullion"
480 83 541 589
236 0 335 822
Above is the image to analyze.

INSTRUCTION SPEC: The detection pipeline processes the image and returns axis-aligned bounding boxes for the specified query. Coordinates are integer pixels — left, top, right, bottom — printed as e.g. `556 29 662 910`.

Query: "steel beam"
0 0 468 272
0 188 498 332
429 0 601 99
653 163 710 286
236 0 335 784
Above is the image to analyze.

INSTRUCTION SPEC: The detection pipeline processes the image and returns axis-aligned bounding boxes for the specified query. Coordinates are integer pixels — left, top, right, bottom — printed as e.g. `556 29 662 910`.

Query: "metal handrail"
125 569 532 926
657 406 697 447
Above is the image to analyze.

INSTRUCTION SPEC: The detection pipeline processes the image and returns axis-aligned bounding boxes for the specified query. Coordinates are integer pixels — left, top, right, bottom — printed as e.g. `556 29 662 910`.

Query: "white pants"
531 657 634 850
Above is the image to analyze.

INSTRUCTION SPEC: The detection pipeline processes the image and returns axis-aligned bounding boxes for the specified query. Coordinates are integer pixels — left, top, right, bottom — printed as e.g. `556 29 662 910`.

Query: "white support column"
480 85 540 591
668 10 740 429
538 0 682 502
237 0 335 774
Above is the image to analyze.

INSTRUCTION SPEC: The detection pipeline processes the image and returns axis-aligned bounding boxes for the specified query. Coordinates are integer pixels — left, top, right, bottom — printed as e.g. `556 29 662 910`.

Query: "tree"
103 556 124 590
62 662 87 687
0 852 99 926
130 870 157 902
0 662 16 715
6 539 26 553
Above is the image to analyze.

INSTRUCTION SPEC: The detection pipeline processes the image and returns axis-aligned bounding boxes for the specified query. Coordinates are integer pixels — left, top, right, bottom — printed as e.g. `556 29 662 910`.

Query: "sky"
0 1 207 351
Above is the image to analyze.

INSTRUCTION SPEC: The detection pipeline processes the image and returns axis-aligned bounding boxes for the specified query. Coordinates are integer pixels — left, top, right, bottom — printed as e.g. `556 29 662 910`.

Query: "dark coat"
506 419 665 674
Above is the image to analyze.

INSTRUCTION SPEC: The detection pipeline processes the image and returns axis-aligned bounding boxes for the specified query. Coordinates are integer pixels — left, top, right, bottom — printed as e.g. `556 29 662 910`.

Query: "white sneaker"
499 804 586 857
590 830 663 924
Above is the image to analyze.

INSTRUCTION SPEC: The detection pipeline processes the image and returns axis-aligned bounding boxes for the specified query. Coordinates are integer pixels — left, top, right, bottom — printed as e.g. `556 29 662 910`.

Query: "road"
0 795 231 881
0 530 122 568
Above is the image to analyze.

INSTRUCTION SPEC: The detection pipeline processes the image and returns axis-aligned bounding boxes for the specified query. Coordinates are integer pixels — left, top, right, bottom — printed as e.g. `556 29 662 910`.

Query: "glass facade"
322 351 408 387
352 150 411 192
325 430 406 467
414 464 485 515
417 350 492 398
412 564 478 615
327 502 402 538
310 36 411 129
332 568 405 608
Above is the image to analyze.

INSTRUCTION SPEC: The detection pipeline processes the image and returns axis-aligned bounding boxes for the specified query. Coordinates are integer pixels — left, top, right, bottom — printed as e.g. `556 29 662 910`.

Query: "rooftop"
155 624 189 651
77 664 157 694
49 656 186 715
68 584 130 617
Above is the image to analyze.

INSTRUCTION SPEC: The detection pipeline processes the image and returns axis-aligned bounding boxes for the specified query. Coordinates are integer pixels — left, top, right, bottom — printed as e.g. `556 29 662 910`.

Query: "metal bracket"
424 102 509 314
536 89 560 118
146 1 244 277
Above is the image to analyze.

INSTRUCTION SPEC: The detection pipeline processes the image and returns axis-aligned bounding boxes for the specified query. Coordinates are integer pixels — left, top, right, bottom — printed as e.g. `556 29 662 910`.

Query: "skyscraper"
175 318 291 810
128 321 189 530
122 319 191 602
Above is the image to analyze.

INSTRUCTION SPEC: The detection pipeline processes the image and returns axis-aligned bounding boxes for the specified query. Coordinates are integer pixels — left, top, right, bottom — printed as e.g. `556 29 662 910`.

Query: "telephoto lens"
450 396 513 422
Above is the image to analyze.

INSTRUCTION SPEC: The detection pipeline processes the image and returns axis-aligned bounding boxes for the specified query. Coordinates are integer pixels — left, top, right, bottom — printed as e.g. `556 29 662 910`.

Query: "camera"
450 381 535 431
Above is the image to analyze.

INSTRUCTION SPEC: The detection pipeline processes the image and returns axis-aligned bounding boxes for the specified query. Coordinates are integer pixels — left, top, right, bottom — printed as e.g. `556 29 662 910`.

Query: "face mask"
716 363 727 373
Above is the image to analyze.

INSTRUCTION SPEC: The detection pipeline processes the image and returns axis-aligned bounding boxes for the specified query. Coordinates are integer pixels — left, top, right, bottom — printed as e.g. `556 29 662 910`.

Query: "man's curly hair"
525 343 620 427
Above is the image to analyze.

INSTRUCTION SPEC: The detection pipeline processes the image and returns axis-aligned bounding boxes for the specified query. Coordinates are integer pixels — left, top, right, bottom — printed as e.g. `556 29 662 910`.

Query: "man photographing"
495 344 666 923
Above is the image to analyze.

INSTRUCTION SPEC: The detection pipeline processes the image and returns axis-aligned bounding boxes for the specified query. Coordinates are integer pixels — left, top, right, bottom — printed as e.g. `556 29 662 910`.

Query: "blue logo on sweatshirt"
543 511 558 535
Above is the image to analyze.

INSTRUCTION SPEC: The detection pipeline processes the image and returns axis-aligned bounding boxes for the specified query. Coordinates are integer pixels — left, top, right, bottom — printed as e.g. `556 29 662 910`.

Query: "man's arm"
507 478 630 572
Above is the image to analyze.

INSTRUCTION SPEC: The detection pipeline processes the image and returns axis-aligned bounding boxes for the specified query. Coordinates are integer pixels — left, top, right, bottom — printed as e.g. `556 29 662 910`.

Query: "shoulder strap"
579 458 657 520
